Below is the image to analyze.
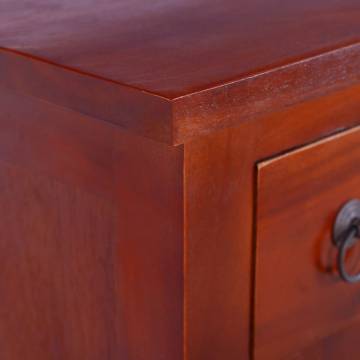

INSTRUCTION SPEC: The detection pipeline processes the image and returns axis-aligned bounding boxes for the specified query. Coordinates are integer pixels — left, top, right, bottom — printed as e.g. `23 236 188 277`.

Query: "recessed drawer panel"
255 126 360 359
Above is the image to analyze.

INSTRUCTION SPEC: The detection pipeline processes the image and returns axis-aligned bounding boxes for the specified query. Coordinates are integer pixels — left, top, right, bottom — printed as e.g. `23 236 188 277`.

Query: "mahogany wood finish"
255 127 360 359
184 84 360 360
1 1 360 143
1 1 360 360
2 0 359 97
0 88 183 360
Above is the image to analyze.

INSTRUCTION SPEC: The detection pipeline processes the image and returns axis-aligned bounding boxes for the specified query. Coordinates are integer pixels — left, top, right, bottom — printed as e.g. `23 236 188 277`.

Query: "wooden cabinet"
0 91 184 359
1 1 360 359
255 127 360 359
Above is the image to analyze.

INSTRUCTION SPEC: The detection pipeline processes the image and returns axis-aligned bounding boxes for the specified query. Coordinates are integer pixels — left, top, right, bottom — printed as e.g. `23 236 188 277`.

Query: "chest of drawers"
1 1 360 359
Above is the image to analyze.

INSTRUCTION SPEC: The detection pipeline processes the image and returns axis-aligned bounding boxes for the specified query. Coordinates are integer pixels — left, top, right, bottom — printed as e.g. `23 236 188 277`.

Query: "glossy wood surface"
0 63 358 360
1 2 360 358
173 43 360 143
255 126 360 359
184 84 360 360
0 87 184 360
0 50 173 144
1 0 359 98
1 1 360 144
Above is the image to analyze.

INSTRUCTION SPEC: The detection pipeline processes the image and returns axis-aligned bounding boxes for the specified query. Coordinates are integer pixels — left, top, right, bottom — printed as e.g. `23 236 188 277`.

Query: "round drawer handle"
333 200 360 284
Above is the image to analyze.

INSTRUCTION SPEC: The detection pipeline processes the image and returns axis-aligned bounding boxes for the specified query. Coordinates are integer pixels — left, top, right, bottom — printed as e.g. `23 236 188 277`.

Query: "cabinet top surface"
1 0 359 99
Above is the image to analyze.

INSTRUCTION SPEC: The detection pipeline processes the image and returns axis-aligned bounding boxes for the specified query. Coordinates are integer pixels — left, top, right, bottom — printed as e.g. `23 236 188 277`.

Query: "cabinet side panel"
0 88 184 360
184 131 255 360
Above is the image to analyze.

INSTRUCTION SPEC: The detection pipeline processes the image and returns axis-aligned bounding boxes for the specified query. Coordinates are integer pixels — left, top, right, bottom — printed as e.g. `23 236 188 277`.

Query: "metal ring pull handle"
333 200 360 284
337 222 360 283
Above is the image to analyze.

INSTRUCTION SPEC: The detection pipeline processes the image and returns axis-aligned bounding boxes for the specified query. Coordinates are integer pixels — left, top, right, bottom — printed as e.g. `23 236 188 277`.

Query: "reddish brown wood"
184 84 360 360
1 2 360 359
255 126 360 359
287 321 360 360
1 1 359 143
184 131 255 360
0 87 184 360
1 0 359 97
0 51 173 144
0 80 357 360
173 43 360 143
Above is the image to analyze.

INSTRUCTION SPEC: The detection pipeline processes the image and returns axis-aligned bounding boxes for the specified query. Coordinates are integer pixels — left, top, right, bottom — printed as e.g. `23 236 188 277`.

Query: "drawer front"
254 126 360 359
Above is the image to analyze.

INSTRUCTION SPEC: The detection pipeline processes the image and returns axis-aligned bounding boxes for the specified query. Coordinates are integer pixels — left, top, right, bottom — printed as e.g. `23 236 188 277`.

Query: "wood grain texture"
1 2 360 357
0 87 184 360
1 1 359 144
0 163 119 360
1 82 357 360
255 126 360 359
1 78 358 360
184 130 255 360
287 321 360 360
0 50 173 144
184 84 360 360
173 43 360 143
1 0 359 97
